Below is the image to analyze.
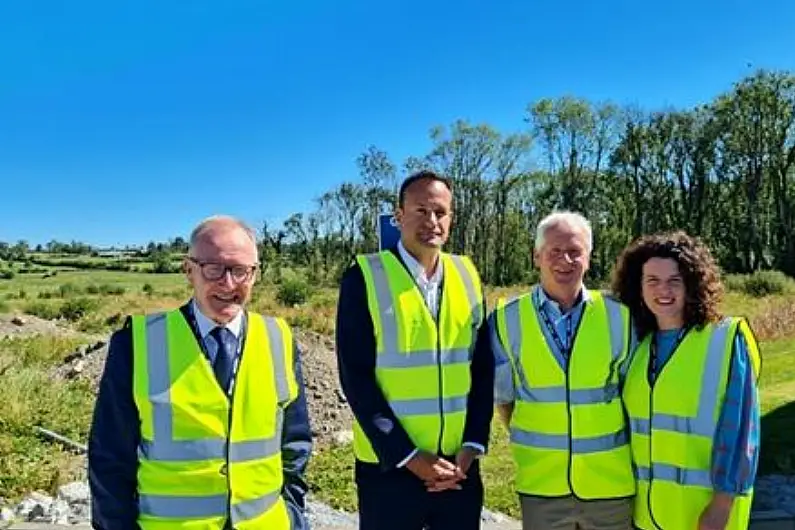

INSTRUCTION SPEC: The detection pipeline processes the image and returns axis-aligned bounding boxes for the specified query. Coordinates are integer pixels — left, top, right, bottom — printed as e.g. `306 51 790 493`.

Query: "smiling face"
535 222 590 301
395 177 453 256
184 220 259 324
641 257 686 330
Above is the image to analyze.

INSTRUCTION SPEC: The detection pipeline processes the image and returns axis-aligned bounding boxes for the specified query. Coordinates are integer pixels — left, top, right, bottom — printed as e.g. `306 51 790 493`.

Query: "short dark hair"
398 170 453 208
610 230 724 340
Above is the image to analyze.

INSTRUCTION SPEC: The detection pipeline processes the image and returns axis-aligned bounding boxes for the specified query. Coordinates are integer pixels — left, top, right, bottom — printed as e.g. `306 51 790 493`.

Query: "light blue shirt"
493 285 589 404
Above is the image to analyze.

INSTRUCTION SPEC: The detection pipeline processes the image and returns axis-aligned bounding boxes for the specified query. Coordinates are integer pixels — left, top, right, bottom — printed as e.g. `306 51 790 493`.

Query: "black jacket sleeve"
335 262 417 470
281 342 313 530
462 320 496 452
88 321 141 530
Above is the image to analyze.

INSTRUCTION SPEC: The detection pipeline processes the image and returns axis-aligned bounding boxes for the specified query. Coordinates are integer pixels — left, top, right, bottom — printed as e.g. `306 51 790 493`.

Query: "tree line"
262 69 795 286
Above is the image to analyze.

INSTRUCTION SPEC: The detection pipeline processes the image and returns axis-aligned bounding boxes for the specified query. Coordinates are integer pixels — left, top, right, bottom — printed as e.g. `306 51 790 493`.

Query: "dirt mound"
295 329 353 447
46 325 353 447
0 314 85 341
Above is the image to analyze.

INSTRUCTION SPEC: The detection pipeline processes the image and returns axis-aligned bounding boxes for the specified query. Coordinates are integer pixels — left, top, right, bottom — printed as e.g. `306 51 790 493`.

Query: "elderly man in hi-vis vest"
88 215 313 530
490 211 636 530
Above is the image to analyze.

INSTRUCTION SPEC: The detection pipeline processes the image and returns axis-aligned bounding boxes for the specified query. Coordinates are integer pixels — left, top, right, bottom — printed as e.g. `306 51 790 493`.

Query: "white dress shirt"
397 239 443 318
191 299 244 364
394 241 484 467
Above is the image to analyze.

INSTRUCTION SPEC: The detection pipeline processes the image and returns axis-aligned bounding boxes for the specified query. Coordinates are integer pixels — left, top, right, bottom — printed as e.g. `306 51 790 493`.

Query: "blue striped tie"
210 327 235 393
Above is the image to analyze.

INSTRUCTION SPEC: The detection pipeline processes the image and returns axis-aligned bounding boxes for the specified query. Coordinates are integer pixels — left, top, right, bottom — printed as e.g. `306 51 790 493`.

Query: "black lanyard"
535 289 575 358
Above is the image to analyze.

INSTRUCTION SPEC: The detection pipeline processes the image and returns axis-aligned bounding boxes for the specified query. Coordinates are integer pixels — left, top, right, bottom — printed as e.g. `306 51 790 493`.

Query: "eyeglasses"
188 257 258 283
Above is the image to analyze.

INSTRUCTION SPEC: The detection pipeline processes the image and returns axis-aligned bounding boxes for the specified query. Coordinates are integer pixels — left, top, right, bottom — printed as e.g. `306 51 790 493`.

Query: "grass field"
0 262 793 519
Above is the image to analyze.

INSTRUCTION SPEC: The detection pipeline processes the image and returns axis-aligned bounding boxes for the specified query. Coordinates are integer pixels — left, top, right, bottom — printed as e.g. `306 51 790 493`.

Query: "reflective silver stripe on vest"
502 296 621 405
635 465 712 488
378 347 471 368
264 316 291 404
521 384 619 404
139 312 287 463
630 318 732 439
365 253 474 417
139 490 281 521
510 427 628 453
231 491 281 523
603 296 627 384
448 254 483 328
390 395 468 416
139 492 227 518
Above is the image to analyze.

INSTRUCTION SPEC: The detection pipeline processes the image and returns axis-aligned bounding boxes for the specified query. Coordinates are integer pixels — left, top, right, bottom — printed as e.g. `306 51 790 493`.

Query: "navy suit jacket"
87 303 313 530
335 247 495 471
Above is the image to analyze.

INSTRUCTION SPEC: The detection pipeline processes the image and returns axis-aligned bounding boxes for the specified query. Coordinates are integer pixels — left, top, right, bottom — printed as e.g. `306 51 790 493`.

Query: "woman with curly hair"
611 231 762 530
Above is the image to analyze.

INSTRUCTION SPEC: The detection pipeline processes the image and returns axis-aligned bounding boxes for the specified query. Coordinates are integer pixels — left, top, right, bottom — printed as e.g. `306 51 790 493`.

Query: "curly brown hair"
610 230 724 340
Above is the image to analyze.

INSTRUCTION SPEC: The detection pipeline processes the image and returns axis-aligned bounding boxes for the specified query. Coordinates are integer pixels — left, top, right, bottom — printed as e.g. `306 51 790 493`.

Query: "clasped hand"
405 448 478 493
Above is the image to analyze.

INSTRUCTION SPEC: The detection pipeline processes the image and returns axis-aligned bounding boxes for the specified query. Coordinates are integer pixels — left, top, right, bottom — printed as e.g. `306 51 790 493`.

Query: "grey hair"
188 215 258 253
534 211 593 253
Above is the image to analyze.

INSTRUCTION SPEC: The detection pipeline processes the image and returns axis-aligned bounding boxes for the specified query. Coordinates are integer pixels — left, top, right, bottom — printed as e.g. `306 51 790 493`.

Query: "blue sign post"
377 213 401 251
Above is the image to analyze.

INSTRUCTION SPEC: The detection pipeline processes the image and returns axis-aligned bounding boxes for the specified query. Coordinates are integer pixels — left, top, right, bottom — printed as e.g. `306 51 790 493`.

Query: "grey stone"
16 493 53 522
331 430 353 446
0 506 16 529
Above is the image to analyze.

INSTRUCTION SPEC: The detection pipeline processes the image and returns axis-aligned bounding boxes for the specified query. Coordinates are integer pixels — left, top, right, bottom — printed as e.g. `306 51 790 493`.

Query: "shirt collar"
535 284 591 312
191 299 244 339
397 239 443 284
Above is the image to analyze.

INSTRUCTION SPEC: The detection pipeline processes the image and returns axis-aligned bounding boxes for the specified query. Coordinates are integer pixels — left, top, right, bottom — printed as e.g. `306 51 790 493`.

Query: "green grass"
0 335 96 499
0 268 793 515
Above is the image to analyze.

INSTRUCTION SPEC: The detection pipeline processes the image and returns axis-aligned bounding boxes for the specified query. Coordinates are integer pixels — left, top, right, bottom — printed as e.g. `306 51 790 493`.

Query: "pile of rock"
0 480 519 530
0 482 90 528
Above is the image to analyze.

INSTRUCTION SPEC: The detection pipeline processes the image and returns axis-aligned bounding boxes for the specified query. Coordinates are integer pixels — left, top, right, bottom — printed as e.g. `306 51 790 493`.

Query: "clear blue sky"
1 0 793 248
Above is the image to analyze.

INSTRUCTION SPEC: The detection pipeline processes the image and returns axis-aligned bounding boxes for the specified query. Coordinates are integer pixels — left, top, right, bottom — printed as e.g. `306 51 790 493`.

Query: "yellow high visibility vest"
622 317 761 530
352 250 484 462
493 288 635 499
131 309 298 530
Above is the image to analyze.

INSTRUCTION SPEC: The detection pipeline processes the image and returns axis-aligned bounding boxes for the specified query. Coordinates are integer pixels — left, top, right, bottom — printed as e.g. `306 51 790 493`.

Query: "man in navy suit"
87 215 312 530
335 171 495 530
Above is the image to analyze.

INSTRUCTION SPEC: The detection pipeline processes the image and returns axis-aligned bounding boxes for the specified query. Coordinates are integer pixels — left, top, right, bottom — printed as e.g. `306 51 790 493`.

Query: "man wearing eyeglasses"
87 215 313 530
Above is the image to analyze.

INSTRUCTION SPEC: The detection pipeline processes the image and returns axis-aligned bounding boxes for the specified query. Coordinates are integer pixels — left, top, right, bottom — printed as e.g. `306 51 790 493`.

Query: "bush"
85 283 126 295
23 302 60 320
744 270 793 297
0 269 15 280
58 297 100 322
728 270 795 298
142 283 155 296
58 283 82 298
276 276 310 306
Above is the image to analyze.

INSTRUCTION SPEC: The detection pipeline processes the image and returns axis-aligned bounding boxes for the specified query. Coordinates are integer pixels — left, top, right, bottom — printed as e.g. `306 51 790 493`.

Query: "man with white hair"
88 215 313 530
488 211 636 530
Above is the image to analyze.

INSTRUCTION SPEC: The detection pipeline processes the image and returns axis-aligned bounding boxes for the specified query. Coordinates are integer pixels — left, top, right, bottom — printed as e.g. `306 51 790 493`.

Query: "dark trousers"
355 457 484 530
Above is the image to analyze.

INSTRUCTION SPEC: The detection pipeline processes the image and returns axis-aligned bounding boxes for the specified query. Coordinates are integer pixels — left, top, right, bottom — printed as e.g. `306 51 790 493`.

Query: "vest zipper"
436 328 445 455
564 307 585 499
647 370 662 530
225 387 234 525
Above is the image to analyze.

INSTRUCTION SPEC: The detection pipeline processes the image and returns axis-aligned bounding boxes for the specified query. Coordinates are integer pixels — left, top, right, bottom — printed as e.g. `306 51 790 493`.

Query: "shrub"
0 269 15 280
58 283 82 298
142 283 155 296
23 302 60 320
58 297 100 322
99 284 126 295
276 276 310 306
742 270 793 297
